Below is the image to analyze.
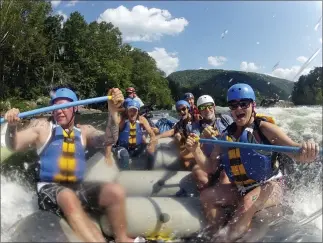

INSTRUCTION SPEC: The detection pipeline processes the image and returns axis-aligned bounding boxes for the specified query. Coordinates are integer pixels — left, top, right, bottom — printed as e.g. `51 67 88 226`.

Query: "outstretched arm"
140 116 155 139
260 121 319 162
4 109 48 151
155 129 175 139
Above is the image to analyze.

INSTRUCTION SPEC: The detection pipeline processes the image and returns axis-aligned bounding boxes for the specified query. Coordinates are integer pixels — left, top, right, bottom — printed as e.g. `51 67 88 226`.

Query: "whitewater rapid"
1 106 322 241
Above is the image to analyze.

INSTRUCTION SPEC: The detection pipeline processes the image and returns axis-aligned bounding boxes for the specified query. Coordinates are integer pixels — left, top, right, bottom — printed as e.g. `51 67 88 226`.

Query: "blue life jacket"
220 119 280 189
38 125 86 183
118 120 143 149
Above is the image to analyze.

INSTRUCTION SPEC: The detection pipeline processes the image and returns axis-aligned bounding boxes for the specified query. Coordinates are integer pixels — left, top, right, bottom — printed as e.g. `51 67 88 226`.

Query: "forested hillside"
167 69 295 105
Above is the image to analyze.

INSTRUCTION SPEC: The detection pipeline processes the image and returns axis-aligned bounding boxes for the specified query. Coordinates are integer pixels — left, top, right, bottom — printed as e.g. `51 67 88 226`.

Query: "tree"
0 1 174 112
292 67 322 105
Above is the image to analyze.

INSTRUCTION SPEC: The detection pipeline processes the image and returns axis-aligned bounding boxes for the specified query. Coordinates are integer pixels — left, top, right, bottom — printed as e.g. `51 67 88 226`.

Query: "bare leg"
216 180 283 242
99 183 134 243
57 189 106 242
200 180 239 232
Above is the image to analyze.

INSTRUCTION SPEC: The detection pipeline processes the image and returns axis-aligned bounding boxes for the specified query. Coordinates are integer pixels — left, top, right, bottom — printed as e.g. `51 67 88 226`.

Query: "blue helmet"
227 83 256 102
50 88 78 105
126 99 140 110
176 100 190 110
183 92 194 100
123 97 133 108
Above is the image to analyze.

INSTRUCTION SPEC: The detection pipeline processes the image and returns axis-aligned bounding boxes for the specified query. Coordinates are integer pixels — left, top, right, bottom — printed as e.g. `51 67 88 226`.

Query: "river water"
1 106 322 241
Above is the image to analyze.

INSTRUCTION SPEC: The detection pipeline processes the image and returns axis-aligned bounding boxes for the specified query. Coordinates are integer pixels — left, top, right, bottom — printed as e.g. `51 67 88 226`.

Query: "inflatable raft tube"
101 197 206 240
7 146 323 242
129 137 181 171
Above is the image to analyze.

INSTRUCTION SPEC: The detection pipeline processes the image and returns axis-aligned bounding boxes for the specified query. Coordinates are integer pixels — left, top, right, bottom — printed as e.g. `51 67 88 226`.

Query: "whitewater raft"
1 113 322 242
5 136 321 242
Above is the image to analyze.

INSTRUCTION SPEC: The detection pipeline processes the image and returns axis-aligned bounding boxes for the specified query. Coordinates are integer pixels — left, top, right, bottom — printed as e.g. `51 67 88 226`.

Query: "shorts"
37 182 103 217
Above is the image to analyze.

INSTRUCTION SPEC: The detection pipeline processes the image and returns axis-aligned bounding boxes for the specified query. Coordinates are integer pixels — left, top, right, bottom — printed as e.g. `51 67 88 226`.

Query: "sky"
51 0 322 81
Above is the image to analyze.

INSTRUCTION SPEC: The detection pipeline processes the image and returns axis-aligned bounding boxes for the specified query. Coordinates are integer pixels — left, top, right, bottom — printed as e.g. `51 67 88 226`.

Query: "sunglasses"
177 107 187 113
228 99 252 110
198 104 213 111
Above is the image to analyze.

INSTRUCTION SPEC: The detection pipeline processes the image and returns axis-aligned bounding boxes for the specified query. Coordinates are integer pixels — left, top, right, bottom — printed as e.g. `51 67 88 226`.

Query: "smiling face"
198 102 215 121
127 107 138 122
177 105 189 119
228 99 255 126
52 98 75 128
186 97 195 107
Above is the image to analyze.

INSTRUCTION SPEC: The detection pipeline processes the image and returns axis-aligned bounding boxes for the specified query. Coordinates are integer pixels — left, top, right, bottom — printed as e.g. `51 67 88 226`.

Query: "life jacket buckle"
65 137 75 143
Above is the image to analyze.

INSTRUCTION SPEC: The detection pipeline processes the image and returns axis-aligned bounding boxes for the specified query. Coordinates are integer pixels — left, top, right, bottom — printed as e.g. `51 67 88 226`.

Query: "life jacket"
38 124 86 183
199 114 233 157
220 114 281 192
118 119 143 149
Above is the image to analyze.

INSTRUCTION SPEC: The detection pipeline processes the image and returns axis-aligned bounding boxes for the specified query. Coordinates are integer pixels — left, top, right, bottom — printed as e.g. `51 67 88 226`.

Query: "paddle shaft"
0 96 112 124
198 138 323 156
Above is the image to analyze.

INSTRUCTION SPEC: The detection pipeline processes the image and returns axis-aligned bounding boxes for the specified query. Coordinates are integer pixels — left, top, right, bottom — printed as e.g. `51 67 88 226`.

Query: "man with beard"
189 95 233 189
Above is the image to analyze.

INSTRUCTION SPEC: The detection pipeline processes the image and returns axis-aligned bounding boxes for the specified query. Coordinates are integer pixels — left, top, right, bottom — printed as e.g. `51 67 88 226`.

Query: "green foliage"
7 99 30 112
0 0 173 111
167 69 295 106
291 67 322 105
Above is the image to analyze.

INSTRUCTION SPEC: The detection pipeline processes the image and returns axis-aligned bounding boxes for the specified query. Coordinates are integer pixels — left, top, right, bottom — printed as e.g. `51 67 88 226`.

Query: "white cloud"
97 5 188 42
240 61 260 72
66 0 78 7
269 66 312 81
57 10 68 28
147 47 179 76
51 0 61 8
320 38 322 44
208 56 227 67
296 56 308 63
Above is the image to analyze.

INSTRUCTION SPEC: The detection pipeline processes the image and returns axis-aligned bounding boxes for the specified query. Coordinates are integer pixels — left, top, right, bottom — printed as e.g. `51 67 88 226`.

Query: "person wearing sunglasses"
188 95 233 189
155 100 199 169
185 83 320 242
126 87 144 108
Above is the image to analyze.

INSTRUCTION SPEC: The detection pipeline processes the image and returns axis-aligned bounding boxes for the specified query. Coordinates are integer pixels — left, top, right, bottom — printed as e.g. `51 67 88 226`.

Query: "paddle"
197 137 323 156
0 95 112 124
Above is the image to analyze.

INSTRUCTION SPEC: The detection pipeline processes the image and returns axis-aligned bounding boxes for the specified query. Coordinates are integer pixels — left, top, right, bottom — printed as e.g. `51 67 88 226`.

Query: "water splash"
1 176 38 242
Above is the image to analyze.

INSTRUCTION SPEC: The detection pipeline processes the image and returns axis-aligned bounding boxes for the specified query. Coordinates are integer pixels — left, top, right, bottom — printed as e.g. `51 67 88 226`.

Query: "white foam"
1 176 38 241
